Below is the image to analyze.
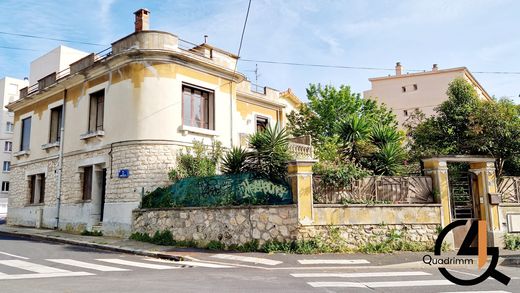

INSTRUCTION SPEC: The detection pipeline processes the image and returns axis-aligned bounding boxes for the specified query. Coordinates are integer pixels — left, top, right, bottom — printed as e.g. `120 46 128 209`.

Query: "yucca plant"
338 115 371 160
371 123 401 147
247 123 292 180
221 147 250 174
373 142 405 175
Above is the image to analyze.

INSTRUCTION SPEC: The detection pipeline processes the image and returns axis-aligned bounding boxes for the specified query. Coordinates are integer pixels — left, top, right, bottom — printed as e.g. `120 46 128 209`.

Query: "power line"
0 31 107 46
0 45 39 51
240 58 520 75
233 0 252 73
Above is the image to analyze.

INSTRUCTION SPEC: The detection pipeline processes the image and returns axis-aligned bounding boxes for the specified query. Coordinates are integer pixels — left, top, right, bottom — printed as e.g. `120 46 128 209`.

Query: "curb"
0 230 183 261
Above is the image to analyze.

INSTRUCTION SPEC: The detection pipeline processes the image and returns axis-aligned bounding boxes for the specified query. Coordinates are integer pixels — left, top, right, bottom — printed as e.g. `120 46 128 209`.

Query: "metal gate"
448 171 475 220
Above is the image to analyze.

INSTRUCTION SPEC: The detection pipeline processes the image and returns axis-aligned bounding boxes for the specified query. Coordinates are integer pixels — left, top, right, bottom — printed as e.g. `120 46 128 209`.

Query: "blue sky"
1 0 519 103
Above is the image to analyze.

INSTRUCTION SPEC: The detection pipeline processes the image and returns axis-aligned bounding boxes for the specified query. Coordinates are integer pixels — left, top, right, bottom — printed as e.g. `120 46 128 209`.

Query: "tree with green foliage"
287 84 405 176
407 77 520 176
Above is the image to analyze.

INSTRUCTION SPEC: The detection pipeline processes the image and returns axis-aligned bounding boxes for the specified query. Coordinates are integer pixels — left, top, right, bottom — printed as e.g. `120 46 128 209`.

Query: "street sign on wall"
118 169 130 178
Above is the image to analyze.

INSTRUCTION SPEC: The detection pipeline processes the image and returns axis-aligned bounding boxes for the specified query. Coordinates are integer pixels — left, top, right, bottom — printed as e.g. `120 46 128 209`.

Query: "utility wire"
240 58 520 75
0 31 107 46
0 45 39 51
233 0 252 73
1 29 520 75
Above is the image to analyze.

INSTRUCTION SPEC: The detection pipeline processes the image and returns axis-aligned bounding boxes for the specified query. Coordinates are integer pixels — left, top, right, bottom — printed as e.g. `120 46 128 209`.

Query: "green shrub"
261 240 294 253
237 239 260 252
151 230 175 246
222 147 250 174
129 232 152 242
81 230 103 236
504 233 520 250
168 140 222 182
207 240 226 251
313 161 370 188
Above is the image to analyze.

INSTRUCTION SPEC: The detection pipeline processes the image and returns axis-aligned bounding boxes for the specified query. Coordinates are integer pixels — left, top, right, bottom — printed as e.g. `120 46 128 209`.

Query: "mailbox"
488 193 501 205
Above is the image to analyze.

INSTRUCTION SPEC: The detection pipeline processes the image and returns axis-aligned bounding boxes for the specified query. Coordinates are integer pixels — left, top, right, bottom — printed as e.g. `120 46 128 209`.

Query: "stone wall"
298 224 439 249
132 205 299 246
132 204 442 247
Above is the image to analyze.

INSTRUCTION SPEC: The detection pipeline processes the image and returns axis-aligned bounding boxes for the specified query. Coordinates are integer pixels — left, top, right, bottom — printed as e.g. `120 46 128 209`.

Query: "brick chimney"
395 62 403 76
134 8 150 32
432 64 438 71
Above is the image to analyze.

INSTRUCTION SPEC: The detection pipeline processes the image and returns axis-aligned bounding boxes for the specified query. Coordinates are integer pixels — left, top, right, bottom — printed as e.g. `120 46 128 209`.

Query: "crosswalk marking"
0 271 93 280
291 271 431 278
0 260 70 274
297 259 370 265
211 254 282 266
97 259 178 270
0 251 29 260
308 279 454 288
145 258 234 268
47 259 130 272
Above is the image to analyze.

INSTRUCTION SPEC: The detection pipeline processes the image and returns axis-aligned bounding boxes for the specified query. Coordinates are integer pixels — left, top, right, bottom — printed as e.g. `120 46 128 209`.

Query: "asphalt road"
0 234 518 293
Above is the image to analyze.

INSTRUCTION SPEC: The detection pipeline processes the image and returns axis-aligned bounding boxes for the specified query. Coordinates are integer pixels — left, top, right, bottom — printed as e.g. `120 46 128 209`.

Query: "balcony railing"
18 47 112 100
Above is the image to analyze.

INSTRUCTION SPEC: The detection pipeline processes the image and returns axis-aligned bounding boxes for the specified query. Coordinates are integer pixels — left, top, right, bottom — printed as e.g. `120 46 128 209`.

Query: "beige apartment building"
363 63 493 127
0 77 28 216
6 9 300 235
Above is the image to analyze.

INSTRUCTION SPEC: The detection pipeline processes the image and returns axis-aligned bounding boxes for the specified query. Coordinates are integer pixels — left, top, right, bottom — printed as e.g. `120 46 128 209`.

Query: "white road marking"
298 259 370 265
308 279 454 288
145 258 234 268
97 259 178 270
47 259 130 272
440 291 512 293
0 260 70 274
0 251 29 260
211 254 282 266
292 271 431 278
446 268 479 277
0 271 93 280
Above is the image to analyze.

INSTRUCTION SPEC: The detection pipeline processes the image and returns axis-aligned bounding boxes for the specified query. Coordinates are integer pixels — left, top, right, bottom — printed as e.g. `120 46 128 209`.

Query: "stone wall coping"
133 204 297 213
314 203 442 208
499 203 520 207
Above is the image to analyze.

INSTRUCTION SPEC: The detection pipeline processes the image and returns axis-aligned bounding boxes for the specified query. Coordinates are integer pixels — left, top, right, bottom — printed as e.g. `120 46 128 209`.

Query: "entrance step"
91 224 103 234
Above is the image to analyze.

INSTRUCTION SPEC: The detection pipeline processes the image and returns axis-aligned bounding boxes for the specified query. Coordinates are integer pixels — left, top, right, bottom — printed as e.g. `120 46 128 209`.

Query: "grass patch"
129 231 199 248
207 240 226 250
80 230 103 236
129 228 434 254
504 233 520 250
358 229 433 253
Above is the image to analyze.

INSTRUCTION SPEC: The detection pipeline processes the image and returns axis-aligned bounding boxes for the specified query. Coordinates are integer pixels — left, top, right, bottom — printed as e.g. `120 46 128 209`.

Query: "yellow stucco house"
363 62 492 127
6 9 301 235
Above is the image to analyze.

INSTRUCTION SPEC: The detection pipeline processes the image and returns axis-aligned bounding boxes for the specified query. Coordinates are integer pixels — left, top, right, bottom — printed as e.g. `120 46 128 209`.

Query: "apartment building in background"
363 63 493 127
6 9 300 235
0 77 28 216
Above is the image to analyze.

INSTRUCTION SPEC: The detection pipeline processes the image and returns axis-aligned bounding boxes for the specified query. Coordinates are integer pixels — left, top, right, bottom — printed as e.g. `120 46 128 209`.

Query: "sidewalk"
0 224 188 261
0 223 518 267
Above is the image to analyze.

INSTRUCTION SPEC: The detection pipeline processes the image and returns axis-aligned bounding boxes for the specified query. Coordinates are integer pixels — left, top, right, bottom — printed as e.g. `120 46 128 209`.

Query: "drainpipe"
55 89 67 229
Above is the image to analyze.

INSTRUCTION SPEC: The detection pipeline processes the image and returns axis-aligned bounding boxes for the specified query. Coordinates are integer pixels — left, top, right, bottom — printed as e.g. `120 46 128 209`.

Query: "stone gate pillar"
287 160 317 225
422 159 451 227
469 161 501 246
